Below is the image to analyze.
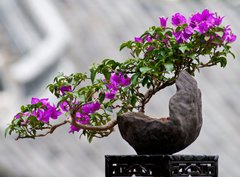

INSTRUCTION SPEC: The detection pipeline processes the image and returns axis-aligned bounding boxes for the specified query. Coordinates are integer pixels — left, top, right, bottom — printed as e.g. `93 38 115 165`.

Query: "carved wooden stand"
105 155 218 177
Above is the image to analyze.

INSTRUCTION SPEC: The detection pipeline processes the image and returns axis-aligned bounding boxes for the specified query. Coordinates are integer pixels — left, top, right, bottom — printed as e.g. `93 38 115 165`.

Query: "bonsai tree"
5 9 236 143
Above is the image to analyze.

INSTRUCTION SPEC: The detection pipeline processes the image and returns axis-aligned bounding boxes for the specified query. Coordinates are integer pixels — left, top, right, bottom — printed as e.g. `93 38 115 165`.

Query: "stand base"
105 155 218 177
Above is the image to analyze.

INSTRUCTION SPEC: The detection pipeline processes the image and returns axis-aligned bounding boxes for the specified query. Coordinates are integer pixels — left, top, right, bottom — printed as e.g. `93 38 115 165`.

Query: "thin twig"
16 120 69 140
139 79 175 113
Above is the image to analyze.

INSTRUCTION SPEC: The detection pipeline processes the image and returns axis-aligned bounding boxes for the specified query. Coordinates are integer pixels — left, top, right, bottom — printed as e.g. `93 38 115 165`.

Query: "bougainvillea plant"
5 9 236 142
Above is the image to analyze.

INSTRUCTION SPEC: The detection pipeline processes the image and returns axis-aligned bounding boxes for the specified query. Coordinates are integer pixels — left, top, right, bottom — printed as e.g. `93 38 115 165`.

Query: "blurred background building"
0 0 239 176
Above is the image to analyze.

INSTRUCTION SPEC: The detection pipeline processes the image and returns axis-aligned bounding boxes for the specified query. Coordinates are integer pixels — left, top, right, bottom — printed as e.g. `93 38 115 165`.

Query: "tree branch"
139 79 175 113
70 115 118 131
16 120 69 140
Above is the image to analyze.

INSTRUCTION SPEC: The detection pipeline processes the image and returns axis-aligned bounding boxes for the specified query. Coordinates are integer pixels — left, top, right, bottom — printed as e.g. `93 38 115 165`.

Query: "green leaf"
130 95 138 107
134 48 142 57
146 82 152 89
142 76 149 87
131 73 140 85
105 59 118 69
102 68 111 81
165 30 173 37
13 126 22 131
119 41 132 51
20 105 27 112
140 67 151 74
175 26 182 32
179 45 188 53
215 31 224 37
22 116 28 122
189 54 196 60
212 56 227 67
204 36 211 41
164 63 174 72
99 92 105 103
47 84 54 93
229 51 236 59
87 134 94 143
28 116 38 123
120 43 126 51
4 126 11 137
90 66 97 83
12 119 19 125
219 57 227 67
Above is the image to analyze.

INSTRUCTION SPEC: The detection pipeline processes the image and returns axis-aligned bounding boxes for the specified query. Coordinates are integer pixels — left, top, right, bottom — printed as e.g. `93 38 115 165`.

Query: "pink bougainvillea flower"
59 101 70 112
105 72 131 99
172 13 187 26
31 97 41 104
30 98 62 123
214 16 224 26
189 10 206 31
183 26 194 39
81 102 101 114
68 113 90 133
198 9 216 29
91 102 101 112
14 114 21 119
33 109 45 122
228 34 237 43
147 46 155 51
105 91 116 100
188 12 202 29
110 72 131 86
106 83 119 92
159 17 168 28
197 22 209 34
81 104 92 114
68 124 81 134
145 35 153 42
108 73 121 91
59 85 72 95
110 73 121 84
222 26 237 43
120 75 131 86
31 97 49 106
48 105 62 119
173 27 193 44
134 37 143 43
189 9 224 34
75 112 90 124
108 72 131 89
201 9 214 22
173 31 187 44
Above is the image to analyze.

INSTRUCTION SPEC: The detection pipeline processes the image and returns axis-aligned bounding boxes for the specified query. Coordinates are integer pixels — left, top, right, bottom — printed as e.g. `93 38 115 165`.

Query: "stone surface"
117 71 202 154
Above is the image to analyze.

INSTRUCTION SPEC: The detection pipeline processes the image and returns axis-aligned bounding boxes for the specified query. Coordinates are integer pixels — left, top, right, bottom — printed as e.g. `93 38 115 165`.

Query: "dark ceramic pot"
117 71 202 155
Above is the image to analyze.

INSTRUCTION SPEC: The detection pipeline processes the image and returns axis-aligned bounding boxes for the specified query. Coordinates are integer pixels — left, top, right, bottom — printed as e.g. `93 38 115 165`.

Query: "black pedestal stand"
105 155 218 177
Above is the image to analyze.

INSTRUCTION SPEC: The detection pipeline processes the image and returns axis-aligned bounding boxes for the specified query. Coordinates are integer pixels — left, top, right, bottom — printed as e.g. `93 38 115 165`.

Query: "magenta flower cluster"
222 26 237 43
68 101 101 133
31 98 62 123
15 97 62 124
105 72 131 100
58 85 101 133
55 99 101 133
135 9 236 44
